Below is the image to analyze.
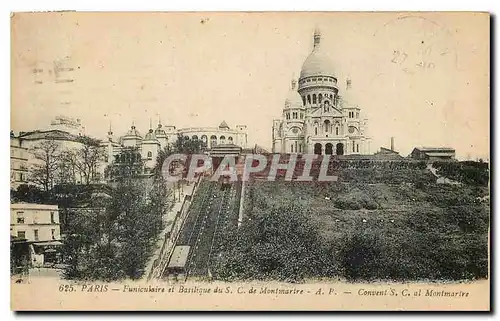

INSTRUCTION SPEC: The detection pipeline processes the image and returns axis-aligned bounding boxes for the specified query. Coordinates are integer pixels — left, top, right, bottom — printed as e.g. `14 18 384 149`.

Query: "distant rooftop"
414 147 455 152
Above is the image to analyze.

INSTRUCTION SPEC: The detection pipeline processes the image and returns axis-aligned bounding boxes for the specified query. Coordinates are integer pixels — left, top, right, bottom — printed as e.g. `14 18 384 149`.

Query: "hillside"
212 160 490 282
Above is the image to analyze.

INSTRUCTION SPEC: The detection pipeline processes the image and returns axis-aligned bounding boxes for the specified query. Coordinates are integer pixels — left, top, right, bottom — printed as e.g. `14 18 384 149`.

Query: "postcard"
10 11 490 311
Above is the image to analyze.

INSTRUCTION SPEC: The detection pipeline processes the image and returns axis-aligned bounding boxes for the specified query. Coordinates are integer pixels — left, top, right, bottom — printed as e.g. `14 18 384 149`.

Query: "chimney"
390 137 395 151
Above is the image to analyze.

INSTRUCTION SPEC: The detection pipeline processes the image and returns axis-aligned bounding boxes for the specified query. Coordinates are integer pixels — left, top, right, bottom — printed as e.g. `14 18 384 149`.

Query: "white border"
2 1 497 320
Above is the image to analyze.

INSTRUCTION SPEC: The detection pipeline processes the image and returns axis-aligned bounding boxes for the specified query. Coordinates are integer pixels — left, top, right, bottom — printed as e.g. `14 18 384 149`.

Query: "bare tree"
56 150 78 185
74 136 105 185
28 139 61 191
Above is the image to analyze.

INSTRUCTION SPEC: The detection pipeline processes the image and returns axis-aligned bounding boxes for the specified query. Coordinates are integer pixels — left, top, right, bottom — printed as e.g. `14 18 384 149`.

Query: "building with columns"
102 119 248 174
272 29 370 155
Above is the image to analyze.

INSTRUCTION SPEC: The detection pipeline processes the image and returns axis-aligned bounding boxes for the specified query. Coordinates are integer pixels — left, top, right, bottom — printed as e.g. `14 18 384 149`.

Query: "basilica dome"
299 29 337 79
284 80 303 108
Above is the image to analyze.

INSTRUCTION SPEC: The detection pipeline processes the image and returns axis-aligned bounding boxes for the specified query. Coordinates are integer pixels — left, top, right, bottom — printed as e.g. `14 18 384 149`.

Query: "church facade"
272 29 369 155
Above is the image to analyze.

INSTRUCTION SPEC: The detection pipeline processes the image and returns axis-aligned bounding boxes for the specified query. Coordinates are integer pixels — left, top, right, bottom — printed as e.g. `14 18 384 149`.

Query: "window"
313 94 317 104
291 144 294 153
357 144 359 153
353 143 356 152
293 112 297 119
300 113 304 119
34 229 39 241
336 127 339 135
315 127 318 135
210 135 217 147
51 229 56 240
307 95 311 104
16 212 24 224
302 96 306 106
319 93 323 103
50 212 55 224
147 151 152 159
324 120 331 133
17 231 25 239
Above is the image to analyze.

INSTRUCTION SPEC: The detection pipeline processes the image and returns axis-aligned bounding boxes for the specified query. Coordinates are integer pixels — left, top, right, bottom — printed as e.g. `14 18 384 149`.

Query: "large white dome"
300 50 336 79
299 29 337 79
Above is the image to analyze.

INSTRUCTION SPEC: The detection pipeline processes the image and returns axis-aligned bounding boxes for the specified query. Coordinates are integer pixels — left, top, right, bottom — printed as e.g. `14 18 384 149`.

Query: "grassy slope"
240 164 489 281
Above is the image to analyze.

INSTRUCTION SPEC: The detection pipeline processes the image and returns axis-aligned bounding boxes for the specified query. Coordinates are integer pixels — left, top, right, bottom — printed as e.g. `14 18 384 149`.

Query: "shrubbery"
434 161 489 186
219 164 490 282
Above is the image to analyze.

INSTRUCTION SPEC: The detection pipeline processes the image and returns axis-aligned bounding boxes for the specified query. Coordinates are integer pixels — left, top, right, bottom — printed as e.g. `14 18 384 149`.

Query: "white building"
10 203 62 266
10 115 97 188
102 120 248 173
272 29 370 155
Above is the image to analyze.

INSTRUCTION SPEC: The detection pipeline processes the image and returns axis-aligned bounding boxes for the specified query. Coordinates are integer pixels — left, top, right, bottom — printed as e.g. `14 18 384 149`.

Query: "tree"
214 202 331 282
28 139 61 191
57 150 78 185
105 147 144 181
11 184 50 204
175 134 202 154
73 136 105 185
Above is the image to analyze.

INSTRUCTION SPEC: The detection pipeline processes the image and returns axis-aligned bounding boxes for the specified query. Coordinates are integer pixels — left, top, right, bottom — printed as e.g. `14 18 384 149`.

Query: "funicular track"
166 177 243 280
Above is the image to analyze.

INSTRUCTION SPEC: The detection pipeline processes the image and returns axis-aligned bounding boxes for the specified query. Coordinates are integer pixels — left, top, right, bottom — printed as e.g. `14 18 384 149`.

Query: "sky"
11 12 489 160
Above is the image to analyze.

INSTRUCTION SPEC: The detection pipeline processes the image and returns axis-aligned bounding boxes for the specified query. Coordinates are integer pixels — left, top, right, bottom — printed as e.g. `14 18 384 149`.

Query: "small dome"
144 128 156 140
154 124 167 137
125 125 142 138
339 78 359 108
284 80 303 109
299 29 336 79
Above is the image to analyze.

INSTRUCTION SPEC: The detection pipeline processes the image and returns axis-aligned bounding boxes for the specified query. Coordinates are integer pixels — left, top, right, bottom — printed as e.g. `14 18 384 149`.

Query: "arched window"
302 96 306 106
220 135 226 144
313 94 317 104
307 95 311 104
147 151 152 159
319 93 323 103
314 127 318 135
228 136 233 144
201 135 208 147
324 120 331 133
210 135 217 147
192 135 198 140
